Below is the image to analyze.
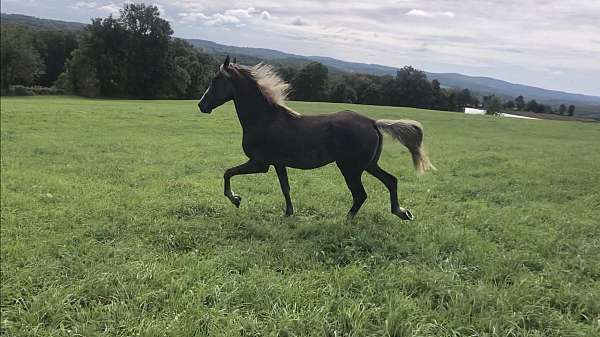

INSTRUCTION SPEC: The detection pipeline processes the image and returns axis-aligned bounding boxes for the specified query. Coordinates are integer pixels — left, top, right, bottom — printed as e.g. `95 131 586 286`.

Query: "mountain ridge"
187 38 600 108
1 13 86 31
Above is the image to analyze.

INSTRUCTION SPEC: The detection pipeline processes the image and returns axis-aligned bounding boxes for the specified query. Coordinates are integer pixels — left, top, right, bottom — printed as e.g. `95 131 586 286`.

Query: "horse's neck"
232 89 277 130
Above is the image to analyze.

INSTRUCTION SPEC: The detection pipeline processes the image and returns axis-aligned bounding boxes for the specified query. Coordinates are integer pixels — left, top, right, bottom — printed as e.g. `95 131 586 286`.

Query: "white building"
464 108 487 115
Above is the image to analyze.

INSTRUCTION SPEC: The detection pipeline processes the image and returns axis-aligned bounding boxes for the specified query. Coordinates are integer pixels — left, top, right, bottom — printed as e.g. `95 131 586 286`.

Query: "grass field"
1 96 599 336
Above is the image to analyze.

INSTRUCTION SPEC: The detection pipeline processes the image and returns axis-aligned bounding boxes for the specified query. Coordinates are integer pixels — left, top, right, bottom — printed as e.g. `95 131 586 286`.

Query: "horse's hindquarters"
327 111 380 169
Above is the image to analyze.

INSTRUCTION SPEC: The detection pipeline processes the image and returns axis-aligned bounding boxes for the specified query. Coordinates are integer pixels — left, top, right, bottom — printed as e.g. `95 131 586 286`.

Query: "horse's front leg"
275 165 293 216
224 160 269 207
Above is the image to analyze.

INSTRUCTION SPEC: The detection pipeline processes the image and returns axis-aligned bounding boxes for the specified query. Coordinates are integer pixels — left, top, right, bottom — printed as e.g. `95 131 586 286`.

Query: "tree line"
2 4 216 99
280 62 480 112
0 4 576 116
1 24 78 93
280 63 575 115
499 95 575 116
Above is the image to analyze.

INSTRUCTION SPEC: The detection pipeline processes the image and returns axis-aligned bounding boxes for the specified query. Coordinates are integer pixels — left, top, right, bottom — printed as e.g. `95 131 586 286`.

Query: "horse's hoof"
231 195 242 208
283 206 294 217
394 208 414 221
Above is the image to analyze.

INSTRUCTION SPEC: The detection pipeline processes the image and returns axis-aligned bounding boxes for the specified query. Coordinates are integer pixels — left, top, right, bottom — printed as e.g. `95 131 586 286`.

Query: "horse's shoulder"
327 110 355 118
336 109 359 115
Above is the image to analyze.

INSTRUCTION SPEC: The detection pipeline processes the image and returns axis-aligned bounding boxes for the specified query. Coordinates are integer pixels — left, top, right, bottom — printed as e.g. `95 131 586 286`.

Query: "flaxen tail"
375 119 436 174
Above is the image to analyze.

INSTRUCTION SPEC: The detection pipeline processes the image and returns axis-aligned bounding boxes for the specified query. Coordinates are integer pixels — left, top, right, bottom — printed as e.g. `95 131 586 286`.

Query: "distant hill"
187 39 348 75
4 13 599 116
1 13 86 31
189 39 600 116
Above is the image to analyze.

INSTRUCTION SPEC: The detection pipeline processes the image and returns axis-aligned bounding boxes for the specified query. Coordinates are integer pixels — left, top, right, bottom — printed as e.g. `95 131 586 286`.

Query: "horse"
198 56 435 220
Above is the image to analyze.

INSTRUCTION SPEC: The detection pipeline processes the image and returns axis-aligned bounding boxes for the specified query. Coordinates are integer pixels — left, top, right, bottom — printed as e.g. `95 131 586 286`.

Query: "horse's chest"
241 133 270 160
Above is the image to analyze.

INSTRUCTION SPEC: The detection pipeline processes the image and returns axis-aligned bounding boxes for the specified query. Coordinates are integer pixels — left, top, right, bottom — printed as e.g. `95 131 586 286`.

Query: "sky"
2 0 599 96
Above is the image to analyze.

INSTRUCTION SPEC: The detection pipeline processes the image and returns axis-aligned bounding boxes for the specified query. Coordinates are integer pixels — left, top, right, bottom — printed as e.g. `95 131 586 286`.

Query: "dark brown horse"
198 56 435 220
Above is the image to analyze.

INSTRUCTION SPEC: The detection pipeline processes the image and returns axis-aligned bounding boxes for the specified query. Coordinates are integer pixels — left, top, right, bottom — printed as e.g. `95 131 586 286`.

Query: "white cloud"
205 13 240 26
98 3 120 14
70 1 120 14
178 12 209 23
290 16 308 26
260 10 271 20
406 9 455 18
70 1 97 9
224 7 256 19
178 7 259 26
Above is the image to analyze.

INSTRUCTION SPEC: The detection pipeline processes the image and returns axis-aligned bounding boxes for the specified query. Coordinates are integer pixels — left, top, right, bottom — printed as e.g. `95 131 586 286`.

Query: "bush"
3 85 65 96
9 85 34 96
29 86 65 95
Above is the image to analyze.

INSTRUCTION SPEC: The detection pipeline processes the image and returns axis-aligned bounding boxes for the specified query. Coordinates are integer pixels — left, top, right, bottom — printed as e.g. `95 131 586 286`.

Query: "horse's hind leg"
223 160 269 207
337 164 367 217
366 164 413 220
275 165 293 216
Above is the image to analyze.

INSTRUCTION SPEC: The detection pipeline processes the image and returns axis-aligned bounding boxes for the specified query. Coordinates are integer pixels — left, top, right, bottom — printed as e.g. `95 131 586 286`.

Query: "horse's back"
294 110 379 167
305 109 373 123
326 110 379 165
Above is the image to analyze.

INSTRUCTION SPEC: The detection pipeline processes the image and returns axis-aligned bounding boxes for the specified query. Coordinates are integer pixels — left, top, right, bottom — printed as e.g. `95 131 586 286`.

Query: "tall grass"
1 96 599 336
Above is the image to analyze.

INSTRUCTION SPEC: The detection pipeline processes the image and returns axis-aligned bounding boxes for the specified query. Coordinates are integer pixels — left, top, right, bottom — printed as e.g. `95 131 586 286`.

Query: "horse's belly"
282 148 334 169
251 142 331 168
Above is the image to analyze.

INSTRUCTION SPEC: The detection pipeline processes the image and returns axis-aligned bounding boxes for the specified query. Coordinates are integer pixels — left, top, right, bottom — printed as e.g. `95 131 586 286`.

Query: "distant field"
1 96 599 336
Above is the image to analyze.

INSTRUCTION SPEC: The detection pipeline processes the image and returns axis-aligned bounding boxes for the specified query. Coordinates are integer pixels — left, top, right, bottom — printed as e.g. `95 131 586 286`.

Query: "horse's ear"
233 57 237 64
223 55 230 67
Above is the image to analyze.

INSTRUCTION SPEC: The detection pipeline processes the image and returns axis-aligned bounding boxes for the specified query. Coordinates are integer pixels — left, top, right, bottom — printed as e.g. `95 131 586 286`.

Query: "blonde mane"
238 63 300 117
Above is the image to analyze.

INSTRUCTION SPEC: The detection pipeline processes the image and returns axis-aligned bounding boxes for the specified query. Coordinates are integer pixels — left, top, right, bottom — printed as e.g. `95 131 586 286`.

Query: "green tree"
162 39 215 98
58 3 215 99
120 3 173 97
559 104 567 115
85 16 129 96
485 95 503 115
57 49 99 97
291 62 329 101
60 4 174 98
394 66 432 108
430 79 447 110
361 83 382 105
1 25 44 92
33 30 79 87
525 99 538 112
515 95 525 110
329 81 356 103
503 100 515 110
343 74 373 104
446 90 459 111
535 104 547 113
457 88 474 108
568 105 575 116
277 67 298 83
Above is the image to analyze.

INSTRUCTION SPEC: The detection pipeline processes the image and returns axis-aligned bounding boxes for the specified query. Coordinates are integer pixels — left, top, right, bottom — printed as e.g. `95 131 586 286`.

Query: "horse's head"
198 56 236 114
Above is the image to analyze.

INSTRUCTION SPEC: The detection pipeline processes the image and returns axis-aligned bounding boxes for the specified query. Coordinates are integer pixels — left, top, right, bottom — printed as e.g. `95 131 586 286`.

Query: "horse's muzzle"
198 101 212 114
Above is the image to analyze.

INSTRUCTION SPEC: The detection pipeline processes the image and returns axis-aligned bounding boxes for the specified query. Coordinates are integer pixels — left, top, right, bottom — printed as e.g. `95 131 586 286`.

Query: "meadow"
1 96 599 337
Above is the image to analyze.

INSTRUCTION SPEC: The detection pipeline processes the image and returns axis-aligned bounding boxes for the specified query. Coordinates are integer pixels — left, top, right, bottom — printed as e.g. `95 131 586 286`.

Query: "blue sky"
2 0 599 96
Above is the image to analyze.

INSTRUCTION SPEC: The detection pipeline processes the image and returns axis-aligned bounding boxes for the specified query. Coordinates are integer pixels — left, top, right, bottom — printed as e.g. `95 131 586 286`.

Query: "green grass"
1 96 599 337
